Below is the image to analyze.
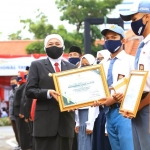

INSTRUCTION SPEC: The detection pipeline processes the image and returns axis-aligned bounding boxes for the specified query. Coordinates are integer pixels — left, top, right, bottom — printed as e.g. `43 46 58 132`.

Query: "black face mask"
46 46 63 59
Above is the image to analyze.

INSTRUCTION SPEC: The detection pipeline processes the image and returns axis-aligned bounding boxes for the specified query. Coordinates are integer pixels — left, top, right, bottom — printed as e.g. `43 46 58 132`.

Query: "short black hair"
10 76 17 81
26 66 30 71
69 46 82 55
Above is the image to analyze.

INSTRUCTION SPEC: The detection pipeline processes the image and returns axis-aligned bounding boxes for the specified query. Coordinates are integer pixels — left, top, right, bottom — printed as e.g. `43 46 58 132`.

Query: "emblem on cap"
110 24 116 29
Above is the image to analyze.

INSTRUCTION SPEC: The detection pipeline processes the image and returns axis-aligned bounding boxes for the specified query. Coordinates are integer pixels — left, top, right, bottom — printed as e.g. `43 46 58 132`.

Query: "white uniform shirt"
137 34 150 92
75 107 99 130
102 50 135 88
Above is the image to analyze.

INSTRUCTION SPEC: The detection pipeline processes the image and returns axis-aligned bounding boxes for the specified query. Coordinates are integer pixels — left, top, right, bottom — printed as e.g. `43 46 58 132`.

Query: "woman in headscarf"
92 50 112 150
96 49 110 64
25 34 76 150
75 54 99 150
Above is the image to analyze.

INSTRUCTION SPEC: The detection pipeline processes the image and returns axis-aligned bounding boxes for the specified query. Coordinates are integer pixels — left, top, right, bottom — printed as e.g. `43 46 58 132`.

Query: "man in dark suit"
25 34 76 150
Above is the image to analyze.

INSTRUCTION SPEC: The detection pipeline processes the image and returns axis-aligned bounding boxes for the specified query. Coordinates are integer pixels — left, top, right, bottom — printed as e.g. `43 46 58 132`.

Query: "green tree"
20 9 54 39
55 0 123 32
26 41 44 54
51 25 83 53
8 30 22 40
56 0 123 55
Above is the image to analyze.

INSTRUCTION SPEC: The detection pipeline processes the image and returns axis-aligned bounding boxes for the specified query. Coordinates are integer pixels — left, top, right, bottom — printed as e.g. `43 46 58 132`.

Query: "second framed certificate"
51 64 110 112
119 71 148 118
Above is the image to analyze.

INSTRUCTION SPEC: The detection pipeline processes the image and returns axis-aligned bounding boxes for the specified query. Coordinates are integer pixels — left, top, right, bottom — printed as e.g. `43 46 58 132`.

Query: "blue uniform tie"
134 42 145 70
107 57 117 87
104 57 117 114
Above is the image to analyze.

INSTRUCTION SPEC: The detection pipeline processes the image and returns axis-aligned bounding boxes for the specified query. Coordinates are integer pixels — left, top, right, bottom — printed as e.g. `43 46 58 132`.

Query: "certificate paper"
119 71 148 118
59 70 106 106
122 75 143 111
52 64 110 112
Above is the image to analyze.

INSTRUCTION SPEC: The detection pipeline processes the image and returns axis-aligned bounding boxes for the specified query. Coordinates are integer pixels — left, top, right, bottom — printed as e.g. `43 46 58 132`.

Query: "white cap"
120 0 150 21
44 34 65 51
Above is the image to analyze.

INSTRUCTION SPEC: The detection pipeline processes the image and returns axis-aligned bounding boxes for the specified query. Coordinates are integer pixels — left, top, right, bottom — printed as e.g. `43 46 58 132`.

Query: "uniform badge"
139 64 144 71
117 74 125 81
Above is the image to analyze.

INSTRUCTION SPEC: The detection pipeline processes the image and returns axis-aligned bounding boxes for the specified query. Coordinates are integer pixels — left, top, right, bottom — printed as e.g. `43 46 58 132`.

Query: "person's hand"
75 126 79 133
25 117 33 123
102 93 124 106
122 110 133 119
92 93 124 107
102 97 116 106
92 97 115 106
19 114 24 118
86 129 93 135
25 118 29 123
92 99 106 107
112 93 124 103
49 90 60 101
68 108 78 112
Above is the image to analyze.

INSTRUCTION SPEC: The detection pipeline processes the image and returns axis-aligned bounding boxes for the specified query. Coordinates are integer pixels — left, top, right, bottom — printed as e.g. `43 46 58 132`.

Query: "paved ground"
0 126 17 150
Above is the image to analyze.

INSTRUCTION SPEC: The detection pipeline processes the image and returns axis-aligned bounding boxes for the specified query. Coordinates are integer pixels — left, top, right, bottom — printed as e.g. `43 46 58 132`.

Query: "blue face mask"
11 84 17 90
17 77 22 82
105 40 122 53
24 74 27 79
68 58 80 65
131 17 147 36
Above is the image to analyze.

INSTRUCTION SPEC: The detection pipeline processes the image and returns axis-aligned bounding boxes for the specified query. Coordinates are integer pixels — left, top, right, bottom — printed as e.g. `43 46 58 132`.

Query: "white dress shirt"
48 57 62 72
137 34 150 92
47 56 62 99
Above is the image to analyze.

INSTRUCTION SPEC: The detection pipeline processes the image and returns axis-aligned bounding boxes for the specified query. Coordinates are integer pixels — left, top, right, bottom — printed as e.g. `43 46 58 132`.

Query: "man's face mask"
68 57 80 65
24 74 27 79
11 84 17 90
131 15 148 36
46 46 63 59
104 40 122 53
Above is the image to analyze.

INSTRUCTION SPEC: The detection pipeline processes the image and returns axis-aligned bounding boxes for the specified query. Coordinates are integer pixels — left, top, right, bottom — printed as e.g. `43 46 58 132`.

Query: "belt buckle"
110 103 120 109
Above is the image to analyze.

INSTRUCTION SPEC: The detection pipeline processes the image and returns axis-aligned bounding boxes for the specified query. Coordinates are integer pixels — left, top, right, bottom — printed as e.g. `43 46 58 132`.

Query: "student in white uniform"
75 54 99 150
120 0 150 150
96 50 110 64
97 24 134 150
92 50 112 150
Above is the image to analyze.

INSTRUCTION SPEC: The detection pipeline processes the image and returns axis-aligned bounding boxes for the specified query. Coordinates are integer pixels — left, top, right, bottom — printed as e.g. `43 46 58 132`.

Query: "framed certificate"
50 64 110 112
119 71 148 118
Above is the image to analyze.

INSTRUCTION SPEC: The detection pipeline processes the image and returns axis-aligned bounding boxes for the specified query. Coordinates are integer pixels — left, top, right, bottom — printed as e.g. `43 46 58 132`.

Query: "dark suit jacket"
19 83 33 118
13 83 26 116
25 58 76 138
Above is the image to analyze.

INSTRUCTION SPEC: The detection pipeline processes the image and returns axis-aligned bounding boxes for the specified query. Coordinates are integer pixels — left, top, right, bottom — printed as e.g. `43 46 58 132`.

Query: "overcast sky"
0 0 76 40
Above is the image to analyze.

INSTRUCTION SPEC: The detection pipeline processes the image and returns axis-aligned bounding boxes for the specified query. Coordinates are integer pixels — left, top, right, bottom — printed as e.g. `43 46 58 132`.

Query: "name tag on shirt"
117 74 125 81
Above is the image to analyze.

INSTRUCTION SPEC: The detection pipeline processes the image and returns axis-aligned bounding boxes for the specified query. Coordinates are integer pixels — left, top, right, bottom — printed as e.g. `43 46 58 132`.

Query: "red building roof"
0 40 37 55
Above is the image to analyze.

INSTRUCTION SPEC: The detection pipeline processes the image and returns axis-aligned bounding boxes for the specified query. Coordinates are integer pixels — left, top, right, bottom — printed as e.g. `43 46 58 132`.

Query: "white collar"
143 34 150 44
107 50 125 61
48 56 62 65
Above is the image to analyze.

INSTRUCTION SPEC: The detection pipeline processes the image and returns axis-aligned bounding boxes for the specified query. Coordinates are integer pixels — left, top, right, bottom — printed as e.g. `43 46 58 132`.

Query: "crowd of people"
5 1 150 150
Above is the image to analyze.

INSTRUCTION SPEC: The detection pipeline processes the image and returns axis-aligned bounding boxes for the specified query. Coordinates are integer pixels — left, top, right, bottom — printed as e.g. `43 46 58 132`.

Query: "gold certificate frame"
51 64 110 112
119 71 148 118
